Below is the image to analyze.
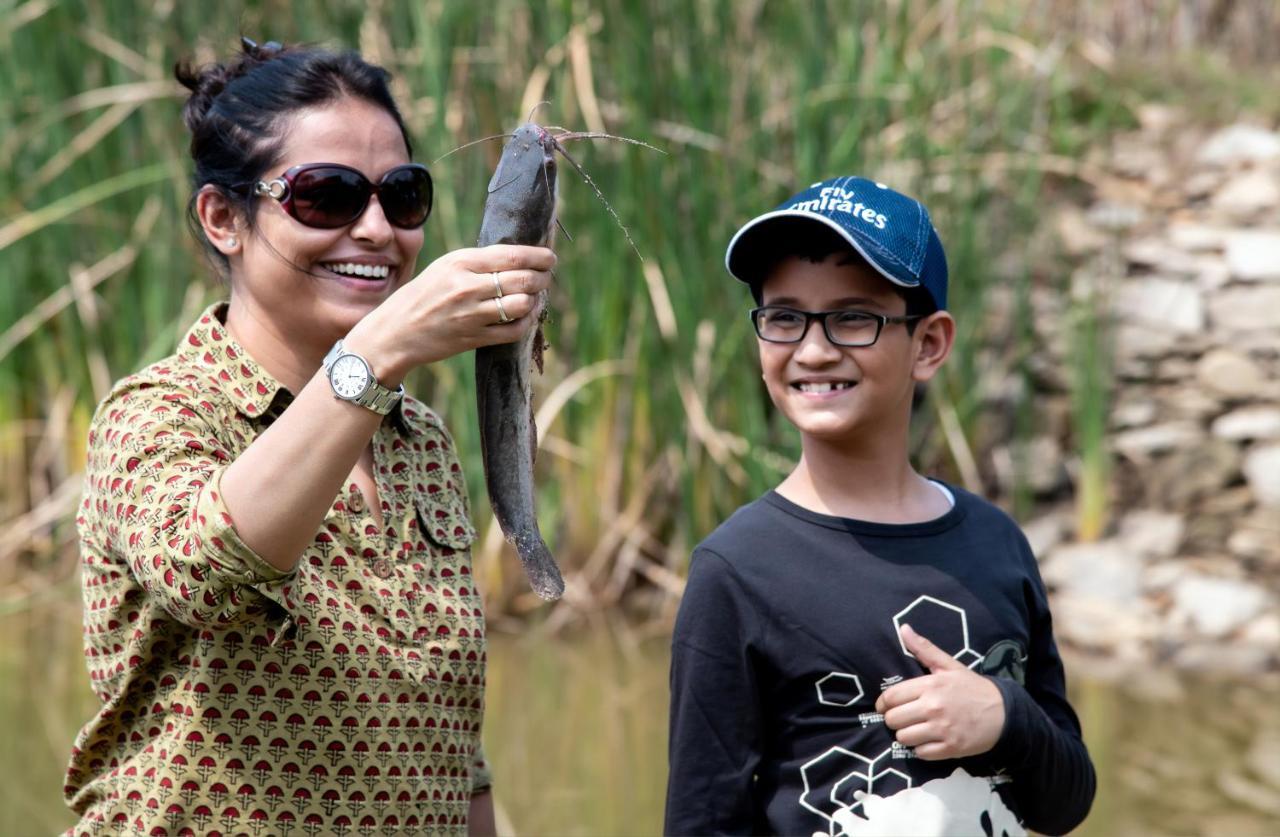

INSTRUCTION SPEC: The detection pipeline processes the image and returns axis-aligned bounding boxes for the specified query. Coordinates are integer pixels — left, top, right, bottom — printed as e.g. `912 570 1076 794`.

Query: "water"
3 590 1278 836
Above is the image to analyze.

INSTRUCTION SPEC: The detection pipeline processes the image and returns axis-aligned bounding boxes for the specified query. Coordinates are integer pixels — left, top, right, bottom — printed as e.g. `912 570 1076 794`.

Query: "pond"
2 588 1278 835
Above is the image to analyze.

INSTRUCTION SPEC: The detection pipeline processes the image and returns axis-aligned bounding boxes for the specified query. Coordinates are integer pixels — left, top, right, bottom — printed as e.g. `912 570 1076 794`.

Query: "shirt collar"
178 303 413 431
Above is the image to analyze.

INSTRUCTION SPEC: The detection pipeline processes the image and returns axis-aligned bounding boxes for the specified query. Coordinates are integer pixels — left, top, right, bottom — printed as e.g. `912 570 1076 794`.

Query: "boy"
664 177 1095 836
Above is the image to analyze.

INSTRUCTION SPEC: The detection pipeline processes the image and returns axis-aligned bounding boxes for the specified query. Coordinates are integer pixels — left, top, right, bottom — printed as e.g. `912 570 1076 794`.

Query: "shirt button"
348 492 365 514
372 558 393 579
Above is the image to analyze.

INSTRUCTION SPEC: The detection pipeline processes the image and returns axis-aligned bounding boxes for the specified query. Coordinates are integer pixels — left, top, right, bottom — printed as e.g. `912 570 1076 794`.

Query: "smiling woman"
63 38 555 837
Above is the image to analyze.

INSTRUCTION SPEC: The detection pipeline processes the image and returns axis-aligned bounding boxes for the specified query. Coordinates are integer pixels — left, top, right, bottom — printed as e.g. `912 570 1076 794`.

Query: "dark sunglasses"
247 162 433 229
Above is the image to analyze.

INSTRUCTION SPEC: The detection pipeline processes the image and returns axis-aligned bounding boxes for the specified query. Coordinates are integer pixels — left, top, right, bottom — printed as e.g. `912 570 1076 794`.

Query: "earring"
227 236 238 249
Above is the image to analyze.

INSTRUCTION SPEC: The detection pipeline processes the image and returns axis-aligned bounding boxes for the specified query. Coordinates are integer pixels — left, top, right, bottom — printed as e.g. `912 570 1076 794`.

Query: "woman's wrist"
342 315 412 388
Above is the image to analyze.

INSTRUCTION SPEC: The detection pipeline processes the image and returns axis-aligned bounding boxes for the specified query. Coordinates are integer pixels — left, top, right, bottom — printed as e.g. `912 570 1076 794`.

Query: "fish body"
475 124 564 600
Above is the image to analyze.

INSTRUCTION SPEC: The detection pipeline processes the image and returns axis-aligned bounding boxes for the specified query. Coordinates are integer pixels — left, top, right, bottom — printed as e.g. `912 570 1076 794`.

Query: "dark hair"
175 38 413 272
748 220 936 327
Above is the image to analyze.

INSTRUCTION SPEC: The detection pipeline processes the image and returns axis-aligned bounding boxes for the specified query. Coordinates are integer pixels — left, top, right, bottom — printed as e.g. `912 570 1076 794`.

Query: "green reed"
2 0 1161 607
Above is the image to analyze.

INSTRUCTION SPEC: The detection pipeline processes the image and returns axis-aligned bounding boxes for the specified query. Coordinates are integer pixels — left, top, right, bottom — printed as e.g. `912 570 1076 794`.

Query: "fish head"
484 123 559 246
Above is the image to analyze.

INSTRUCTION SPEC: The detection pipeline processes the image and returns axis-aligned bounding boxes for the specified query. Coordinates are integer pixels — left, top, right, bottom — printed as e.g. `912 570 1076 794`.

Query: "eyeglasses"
247 162 433 229
749 306 924 347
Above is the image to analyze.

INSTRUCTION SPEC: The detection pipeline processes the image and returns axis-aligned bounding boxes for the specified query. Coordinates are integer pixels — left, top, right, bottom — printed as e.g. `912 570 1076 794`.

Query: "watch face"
330 354 370 399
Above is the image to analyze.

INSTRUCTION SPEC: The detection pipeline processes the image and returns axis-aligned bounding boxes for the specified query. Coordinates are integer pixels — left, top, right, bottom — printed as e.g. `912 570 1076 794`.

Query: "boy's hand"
874 623 1005 760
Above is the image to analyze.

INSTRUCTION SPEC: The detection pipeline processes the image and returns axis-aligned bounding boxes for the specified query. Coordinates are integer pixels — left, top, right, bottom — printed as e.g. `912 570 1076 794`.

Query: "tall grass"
3 0 1216 613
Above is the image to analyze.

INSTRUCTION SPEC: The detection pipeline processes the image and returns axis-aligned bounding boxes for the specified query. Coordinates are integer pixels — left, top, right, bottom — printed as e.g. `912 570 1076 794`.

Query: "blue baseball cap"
725 175 948 311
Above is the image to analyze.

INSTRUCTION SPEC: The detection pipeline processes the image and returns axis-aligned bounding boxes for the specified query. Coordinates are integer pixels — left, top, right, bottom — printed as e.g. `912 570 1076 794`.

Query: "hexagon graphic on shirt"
831 760 911 809
892 595 984 669
799 746 873 821
815 672 864 707
800 745 916 829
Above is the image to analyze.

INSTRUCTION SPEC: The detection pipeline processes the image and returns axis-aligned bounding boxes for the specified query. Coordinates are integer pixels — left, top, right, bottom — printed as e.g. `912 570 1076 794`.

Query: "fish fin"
532 322 548 375
516 534 565 601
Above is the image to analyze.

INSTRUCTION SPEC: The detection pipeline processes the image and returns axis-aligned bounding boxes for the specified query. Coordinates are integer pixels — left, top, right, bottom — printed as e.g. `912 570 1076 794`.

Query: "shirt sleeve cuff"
471 743 492 792
195 468 296 584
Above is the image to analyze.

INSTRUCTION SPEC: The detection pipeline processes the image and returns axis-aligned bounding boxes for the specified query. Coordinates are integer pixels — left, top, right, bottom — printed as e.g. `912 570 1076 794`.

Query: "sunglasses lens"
378 166 433 228
291 167 370 228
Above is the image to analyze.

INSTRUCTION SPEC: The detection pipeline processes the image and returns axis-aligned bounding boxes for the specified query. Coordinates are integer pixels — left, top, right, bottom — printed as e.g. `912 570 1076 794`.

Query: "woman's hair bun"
174 37 289 134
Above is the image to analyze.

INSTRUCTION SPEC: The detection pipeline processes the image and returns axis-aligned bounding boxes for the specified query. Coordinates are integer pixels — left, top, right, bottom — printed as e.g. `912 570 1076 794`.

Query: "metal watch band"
323 339 404 416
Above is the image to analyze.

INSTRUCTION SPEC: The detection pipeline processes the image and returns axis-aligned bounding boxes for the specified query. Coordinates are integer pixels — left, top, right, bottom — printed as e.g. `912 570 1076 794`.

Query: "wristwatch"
322 339 404 415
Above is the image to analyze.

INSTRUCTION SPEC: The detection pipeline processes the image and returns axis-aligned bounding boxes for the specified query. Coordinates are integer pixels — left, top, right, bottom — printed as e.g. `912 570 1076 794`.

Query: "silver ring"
494 295 512 324
491 271 504 299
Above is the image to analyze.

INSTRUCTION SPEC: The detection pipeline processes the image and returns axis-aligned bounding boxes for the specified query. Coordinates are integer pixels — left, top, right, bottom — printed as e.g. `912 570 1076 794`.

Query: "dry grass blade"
0 475 82 565
936 396 983 493
0 163 168 253
533 359 630 448
76 26 153 77
1 81 178 164
641 261 679 341
0 0 52 39
567 21 606 134
30 102 139 193
0 195 160 362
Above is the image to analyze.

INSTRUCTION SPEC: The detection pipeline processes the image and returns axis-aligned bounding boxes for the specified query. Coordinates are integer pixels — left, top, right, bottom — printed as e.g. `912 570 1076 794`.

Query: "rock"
1050 593 1159 650
991 436 1066 496
1196 124 1280 166
1174 642 1276 675
1115 322 1181 360
1114 277 1204 333
1168 573 1271 638
1229 527 1280 567
1212 406 1280 440
1183 515 1236 551
1213 171 1280 218
1209 286 1280 332
1247 731 1280 789
1022 512 1069 559
1150 438 1240 506
1112 397 1158 428
1228 509 1280 568
1225 230 1280 282
1199 485 1256 516
1195 349 1268 398
1193 256 1232 290
1243 443 1280 506
1217 771 1280 817
1136 103 1181 135
1086 201 1145 231
1040 540 1145 602
1163 385 1224 421
1053 207 1107 256
1113 421 1203 460
1168 221 1230 251
1122 237 1172 267
1241 613 1280 651
1117 510 1184 558
1182 169 1223 200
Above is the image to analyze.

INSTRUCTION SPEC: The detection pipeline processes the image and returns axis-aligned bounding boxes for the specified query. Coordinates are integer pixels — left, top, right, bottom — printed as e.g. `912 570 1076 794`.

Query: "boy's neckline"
764 481 964 536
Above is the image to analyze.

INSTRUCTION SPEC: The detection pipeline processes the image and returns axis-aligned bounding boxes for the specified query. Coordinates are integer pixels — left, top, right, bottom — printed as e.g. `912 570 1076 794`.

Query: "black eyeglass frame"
237 161 434 230
748 305 926 348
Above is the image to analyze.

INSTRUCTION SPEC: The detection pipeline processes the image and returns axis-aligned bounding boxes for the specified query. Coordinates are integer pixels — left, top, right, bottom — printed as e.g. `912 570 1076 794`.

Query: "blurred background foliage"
3 0 1278 613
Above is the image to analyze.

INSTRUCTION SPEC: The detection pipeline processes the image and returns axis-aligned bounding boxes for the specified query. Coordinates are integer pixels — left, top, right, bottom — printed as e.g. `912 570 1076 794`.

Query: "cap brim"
724 210 920 291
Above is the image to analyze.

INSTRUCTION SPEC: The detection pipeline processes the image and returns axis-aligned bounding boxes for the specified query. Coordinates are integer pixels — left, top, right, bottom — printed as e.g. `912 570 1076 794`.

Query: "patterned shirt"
66 304 489 836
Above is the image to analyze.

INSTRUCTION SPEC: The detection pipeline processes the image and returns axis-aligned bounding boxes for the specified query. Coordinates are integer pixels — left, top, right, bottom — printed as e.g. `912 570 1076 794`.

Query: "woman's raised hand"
346 244 555 380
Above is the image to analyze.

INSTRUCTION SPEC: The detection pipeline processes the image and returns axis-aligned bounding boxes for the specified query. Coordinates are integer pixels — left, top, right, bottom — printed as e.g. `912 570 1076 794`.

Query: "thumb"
900 623 964 672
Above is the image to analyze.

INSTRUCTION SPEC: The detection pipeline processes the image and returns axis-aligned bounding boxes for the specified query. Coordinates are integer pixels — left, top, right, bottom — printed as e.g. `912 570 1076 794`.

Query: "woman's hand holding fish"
346 244 555 379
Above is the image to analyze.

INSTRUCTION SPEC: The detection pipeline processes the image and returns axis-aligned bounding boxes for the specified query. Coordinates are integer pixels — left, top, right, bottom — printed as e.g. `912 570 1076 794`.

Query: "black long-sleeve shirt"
665 486 1095 835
